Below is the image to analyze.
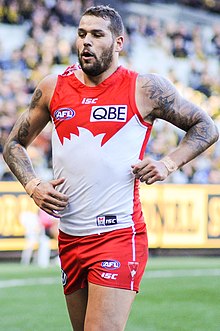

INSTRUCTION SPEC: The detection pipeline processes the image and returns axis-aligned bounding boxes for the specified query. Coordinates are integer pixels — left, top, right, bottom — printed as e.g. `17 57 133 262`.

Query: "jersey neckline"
70 65 123 89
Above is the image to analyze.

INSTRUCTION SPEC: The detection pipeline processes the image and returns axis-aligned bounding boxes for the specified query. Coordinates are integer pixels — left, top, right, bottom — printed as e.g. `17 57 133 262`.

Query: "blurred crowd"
0 0 220 183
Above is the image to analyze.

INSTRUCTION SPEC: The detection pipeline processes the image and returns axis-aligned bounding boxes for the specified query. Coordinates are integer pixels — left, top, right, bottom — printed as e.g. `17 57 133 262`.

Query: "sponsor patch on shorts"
101 260 121 270
128 262 139 280
61 269 68 286
96 215 117 226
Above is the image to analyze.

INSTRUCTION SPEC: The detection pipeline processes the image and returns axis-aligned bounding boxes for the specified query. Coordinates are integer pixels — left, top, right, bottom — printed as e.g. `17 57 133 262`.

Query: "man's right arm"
3 75 68 217
3 87 49 186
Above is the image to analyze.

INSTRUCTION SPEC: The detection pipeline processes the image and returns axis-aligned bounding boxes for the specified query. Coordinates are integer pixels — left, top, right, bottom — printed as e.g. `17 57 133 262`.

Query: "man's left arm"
132 74 219 184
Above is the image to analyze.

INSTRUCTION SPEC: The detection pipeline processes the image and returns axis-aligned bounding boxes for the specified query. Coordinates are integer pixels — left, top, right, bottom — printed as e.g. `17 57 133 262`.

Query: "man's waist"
59 214 135 236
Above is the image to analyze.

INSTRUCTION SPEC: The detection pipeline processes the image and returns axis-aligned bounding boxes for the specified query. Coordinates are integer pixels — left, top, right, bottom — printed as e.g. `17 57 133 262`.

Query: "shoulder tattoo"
141 74 176 113
30 89 42 109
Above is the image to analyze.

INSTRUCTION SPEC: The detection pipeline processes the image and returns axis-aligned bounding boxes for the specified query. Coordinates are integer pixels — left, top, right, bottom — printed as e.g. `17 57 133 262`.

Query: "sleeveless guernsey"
50 65 152 236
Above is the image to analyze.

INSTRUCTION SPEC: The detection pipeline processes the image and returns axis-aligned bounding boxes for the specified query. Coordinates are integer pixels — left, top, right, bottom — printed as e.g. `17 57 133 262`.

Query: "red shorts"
58 224 148 295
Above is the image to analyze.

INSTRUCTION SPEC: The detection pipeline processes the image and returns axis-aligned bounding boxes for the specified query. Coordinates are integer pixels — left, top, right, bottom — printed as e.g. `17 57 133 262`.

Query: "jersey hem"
59 223 134 237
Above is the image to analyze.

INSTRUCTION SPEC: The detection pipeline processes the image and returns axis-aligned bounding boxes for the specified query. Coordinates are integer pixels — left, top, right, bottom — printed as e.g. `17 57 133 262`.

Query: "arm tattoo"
4 142 36 186
3 88 43 186
181 113 214 153
141 74 218 158
142 77 176 113
30 89 42 109
17 117 30 146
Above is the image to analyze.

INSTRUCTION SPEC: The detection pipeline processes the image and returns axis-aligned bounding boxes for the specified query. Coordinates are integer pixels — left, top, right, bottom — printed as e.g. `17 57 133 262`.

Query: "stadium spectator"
20 210 40 265
2 0 21 24
171 35 189 58
38 209 59 268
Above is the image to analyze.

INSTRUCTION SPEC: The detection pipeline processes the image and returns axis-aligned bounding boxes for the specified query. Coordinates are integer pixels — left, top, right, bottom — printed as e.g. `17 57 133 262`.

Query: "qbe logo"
90 105 127 122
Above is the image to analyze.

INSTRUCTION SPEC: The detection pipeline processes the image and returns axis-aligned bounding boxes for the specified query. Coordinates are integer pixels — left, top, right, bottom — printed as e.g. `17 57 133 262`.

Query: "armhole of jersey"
129 73 152 130
49 75 61 113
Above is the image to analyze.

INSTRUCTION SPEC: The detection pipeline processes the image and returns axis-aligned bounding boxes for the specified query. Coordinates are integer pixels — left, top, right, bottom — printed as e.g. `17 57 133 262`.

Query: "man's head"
76 5 124 77
81 5 124 37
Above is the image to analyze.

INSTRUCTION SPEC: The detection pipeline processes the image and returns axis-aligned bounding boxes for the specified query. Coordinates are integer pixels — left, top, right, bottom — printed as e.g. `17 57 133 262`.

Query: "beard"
78 42 114 77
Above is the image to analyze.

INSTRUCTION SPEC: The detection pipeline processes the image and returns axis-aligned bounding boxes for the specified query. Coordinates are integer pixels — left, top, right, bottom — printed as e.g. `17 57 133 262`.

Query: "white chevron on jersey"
52 114 149 236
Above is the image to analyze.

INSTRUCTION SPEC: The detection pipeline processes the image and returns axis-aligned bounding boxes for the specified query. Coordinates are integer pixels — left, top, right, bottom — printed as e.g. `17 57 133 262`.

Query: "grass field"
0 256 220 331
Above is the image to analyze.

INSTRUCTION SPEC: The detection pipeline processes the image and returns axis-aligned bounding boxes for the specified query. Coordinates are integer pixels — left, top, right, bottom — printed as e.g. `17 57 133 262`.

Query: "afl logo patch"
101 260 121 270
54 107 75 120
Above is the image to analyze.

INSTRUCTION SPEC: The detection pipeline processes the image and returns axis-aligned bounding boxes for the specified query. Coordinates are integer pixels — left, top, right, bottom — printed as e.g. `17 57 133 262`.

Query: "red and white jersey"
50 65 152 236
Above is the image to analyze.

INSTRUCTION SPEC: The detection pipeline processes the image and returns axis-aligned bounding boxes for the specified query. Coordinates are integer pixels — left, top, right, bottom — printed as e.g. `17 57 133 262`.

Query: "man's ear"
115 36 124 52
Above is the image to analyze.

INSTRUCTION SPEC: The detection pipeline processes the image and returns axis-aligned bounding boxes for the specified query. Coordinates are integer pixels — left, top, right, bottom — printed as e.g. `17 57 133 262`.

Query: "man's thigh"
65 287 88 331
85 282 136 331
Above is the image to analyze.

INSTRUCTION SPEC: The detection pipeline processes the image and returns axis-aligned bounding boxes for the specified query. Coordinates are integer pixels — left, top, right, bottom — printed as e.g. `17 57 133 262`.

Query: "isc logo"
82 97 98 104
101 272 118 280
54 108 75 120
97 215 117 227
90 105 127 122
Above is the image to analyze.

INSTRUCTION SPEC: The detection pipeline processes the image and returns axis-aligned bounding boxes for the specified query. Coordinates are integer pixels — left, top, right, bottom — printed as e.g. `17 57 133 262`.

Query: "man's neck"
76 63 119 87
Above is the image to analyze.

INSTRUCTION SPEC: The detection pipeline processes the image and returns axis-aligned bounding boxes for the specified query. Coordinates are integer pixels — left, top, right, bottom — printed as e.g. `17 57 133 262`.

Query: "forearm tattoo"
4 142 35 186
142 74 218 157
3 89 43 186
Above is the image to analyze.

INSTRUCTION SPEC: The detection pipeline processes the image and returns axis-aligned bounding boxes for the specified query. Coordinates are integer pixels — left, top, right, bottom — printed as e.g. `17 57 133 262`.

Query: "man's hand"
31 177 69 217
132 157 169 185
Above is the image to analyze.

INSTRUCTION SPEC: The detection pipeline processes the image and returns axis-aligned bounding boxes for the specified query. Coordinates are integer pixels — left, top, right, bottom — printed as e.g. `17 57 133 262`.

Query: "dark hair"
82 5 124 37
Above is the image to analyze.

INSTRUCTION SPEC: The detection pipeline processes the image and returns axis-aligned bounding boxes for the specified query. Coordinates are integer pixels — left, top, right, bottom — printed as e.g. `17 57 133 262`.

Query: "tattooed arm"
3 88 49 185
133 73 219 184
3 75 68 216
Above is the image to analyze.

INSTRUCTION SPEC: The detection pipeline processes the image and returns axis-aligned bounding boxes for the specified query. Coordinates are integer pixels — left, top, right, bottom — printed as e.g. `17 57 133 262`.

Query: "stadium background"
0 2 220 331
